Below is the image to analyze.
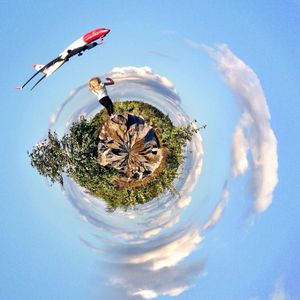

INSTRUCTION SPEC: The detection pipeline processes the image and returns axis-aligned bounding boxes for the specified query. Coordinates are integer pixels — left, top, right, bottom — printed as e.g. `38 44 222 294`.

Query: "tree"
28 131 69 185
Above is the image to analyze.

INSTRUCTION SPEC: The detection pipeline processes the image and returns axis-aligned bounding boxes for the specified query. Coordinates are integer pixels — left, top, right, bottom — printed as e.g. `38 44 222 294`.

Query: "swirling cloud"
188 41 278 213
48 50 278 298
206 44 278 213
49 66 205 299
107 259 205 299
203 182 229 230
123 227 203 271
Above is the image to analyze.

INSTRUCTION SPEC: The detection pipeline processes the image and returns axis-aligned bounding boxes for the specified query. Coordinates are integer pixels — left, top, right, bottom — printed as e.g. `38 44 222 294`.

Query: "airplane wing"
19 41 99 90
65 42 98 59
20 55 65 90
30 74 47 91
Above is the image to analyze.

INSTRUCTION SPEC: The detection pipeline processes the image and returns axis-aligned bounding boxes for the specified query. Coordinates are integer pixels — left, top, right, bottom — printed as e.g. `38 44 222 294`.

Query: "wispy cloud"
203 182 229 230
109 66 179 100
148 50 177 60
176 132 204 209
132 286 188 299
48 85 85 126
108 260 205 299
132 289 157 299
206 44 278 213
141 227 162 239
191 42 279 213
231 113 251 176
269 280 291 300
124 227 203 271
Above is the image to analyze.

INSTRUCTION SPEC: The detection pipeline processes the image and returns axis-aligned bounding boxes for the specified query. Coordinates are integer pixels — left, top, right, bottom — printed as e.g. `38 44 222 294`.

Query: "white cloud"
176 133 204 209
164 286 189 296
163 215 180 228
231 126 249 176
147 210 172 227
132 289 157 299
132 286 188 298
48 85 85 126
125 228 203 271
116 232 136 241
231 112 251 176
110 66 177 92
156 210 172 223
177 195 192 208
202 43 278 213
269 280 291 300
108 260 205 300
141 227 162 239
203 182 229 230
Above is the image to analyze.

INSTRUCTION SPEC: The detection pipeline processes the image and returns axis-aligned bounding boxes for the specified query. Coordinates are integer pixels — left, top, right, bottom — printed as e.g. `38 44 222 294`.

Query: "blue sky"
1 1 300 299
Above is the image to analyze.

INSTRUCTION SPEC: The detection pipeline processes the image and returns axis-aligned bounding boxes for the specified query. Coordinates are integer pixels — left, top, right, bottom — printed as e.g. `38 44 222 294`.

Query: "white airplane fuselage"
36 37 85 77
34 28 110 77
19 27 110 90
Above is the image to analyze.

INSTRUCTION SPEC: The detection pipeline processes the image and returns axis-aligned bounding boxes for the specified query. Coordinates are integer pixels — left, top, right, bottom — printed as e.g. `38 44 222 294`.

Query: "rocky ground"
98 114 167 187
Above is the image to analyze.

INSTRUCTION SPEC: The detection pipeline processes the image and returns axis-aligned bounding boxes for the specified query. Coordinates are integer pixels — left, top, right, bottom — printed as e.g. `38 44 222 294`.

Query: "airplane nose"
83 28 111 43
103 28 110 36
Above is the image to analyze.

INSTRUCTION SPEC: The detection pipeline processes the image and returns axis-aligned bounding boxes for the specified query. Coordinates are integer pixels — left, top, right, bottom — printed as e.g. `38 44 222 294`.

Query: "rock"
98 114 163 181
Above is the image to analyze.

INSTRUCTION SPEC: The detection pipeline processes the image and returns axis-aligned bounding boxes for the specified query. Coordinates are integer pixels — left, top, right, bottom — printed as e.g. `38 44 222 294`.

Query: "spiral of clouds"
48 43 278 297
50 66 204 298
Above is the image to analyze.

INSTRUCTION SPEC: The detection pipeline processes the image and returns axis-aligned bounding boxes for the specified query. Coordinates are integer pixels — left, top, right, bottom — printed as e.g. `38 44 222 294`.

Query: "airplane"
17 28 110 90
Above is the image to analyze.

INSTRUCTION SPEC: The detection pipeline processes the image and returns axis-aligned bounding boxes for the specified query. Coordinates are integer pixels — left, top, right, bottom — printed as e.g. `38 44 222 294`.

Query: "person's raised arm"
104 77 114 85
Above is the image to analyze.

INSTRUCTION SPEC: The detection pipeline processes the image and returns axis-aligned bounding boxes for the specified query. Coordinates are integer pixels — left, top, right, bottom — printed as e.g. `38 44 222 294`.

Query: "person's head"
88 77 101 91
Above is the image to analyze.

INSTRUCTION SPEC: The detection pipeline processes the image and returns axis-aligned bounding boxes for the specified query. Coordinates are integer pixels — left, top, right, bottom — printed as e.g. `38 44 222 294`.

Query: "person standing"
88 77 115 117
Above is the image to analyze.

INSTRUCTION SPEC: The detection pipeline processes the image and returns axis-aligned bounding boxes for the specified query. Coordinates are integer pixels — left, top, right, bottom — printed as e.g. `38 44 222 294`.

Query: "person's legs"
99 96 114 116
